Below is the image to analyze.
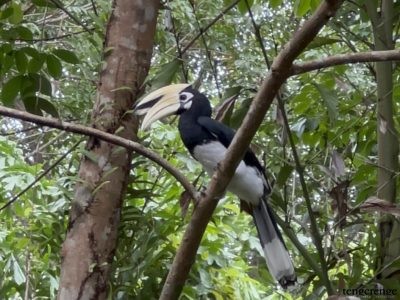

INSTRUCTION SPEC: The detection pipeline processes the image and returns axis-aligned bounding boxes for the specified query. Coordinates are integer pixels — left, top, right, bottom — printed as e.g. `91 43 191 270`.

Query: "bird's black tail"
252 199 296 288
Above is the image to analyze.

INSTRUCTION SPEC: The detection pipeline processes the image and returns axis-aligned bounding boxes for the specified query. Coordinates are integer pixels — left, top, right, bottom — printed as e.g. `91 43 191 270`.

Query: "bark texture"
57 1 160 299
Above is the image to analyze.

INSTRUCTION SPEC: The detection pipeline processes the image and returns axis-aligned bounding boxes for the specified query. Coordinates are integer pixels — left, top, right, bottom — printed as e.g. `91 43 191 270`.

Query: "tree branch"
0 106 197 201
159 1 345 299
291 49 400 75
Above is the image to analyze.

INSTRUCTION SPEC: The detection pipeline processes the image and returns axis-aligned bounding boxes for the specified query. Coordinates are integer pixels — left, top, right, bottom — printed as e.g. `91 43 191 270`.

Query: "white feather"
193 141 264 205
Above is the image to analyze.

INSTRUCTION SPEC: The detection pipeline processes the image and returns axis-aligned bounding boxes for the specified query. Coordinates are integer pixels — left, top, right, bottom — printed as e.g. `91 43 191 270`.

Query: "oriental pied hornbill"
134 84 296 288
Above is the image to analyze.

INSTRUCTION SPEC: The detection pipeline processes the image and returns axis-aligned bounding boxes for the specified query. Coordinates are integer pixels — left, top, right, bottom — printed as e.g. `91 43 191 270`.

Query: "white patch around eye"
183 101 192 110
179 92 194 110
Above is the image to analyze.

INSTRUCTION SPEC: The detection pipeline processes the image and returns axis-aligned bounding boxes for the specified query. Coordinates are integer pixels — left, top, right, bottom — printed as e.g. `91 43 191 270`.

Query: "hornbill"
134 84 296 288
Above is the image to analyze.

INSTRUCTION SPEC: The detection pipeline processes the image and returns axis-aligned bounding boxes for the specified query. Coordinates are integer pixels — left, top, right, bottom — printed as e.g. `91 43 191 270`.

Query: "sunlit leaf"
9 3 23 24
148 59 181 90
294 0 311 16
237 0 253 14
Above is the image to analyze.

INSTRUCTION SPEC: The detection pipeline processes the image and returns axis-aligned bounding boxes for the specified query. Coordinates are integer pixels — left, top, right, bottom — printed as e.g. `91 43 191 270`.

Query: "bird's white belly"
193 141 264 205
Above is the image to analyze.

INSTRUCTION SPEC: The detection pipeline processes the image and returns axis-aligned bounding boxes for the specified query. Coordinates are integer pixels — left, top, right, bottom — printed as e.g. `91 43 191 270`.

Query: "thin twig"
331 20 374 49
90 0 98 16
181 0 240 54
276 96 333 293
24 251 31 300
273 212 323 278
167 1 188 82
0 140 82 211
48 0 92 32
0 106 198 201
11 29 94 42
245 0 271 68
188 0 222 99
1 125 41 136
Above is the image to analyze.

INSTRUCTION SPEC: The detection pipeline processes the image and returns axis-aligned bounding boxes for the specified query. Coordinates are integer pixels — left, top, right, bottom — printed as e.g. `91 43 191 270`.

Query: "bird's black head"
176 85 212 118
134 84 211 130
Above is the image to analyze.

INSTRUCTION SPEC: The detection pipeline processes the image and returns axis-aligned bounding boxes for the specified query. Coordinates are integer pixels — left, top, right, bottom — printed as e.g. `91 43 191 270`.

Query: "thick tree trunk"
367 0 400 280
57 1 160 299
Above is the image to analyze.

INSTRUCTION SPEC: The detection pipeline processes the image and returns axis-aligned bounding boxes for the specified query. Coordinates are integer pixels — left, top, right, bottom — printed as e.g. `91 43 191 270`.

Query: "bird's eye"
179 94 187 101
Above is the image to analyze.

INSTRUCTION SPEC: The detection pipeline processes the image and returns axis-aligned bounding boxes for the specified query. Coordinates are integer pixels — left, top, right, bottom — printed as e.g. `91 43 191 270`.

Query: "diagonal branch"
159 1 345 299
0 106 197 201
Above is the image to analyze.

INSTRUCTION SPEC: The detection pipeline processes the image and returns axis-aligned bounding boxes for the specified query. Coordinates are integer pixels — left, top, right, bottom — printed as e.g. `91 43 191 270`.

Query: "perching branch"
290 49 400 75
0 106 197 202
159 1 345 299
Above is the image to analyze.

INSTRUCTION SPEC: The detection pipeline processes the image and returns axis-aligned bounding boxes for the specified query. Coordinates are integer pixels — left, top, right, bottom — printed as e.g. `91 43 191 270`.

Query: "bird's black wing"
197 116 265 174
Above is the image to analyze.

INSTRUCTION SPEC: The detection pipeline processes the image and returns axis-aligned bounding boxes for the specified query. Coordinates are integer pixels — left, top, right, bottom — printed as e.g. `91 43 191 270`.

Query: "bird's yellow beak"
134 84 191 130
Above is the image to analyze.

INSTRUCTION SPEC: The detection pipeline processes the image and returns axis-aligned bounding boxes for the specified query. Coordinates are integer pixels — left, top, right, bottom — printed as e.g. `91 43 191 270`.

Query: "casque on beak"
134 83 191 130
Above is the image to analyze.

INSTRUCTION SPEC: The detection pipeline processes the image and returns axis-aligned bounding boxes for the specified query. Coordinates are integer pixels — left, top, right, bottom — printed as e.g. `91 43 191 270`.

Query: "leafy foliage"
1 0 399 299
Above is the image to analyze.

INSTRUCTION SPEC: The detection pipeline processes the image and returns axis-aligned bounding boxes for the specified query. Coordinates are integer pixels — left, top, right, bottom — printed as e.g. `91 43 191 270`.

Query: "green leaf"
21 47 46 73
276 164 294 186
46 54 62 79
309 0 321 10
37 97 59 117
31 0 57 8
237 0 253 14
306 37 341 50
52 49 80 64
269 0 282 8
23 96 59 117
11 255 26 285
222 86 242 99
9 2 23 24
1 75 22 105
15 26 33 40
0 0 11 7
314 83 338 123
230 97 252 129
294 0 311 17
28 54 45 73
0 42 12 54
21 74 52 97
149 59 181 90
0 53 13 74
0 6 13 20
14 50 28 73
21 47 40 59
